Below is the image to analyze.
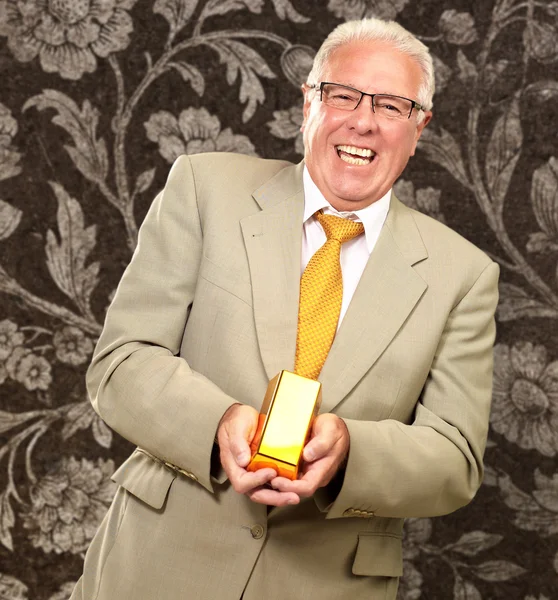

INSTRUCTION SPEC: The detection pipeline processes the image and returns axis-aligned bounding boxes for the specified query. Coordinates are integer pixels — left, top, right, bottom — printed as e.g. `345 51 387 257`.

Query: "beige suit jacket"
72 153 499 600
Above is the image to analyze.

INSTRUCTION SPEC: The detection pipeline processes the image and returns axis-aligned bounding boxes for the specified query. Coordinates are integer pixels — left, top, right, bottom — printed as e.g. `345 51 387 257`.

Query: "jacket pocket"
111 449 177 509
352 532 403 577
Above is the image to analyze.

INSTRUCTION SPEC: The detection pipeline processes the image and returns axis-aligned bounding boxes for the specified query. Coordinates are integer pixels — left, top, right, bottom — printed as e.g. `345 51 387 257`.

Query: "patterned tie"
294 211 365 380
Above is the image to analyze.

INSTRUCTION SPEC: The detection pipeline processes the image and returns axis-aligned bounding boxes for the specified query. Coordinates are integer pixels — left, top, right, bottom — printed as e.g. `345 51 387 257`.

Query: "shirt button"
250 524 265 539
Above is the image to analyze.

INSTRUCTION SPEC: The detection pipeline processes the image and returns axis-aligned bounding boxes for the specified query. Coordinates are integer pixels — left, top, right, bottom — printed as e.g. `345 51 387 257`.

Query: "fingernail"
288 498 298 505
237 451 248 464
305 449 315 461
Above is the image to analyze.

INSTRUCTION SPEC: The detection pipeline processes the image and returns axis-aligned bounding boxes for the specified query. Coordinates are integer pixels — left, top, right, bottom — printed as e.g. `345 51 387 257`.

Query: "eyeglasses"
312 82 425 120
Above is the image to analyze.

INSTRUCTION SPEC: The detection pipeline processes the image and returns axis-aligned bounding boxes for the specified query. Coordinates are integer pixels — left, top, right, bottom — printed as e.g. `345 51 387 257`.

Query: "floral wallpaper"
0 1 557 598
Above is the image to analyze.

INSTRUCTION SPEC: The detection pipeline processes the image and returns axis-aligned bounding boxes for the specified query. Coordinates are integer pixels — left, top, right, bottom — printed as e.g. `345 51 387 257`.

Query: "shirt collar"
302 166 391 254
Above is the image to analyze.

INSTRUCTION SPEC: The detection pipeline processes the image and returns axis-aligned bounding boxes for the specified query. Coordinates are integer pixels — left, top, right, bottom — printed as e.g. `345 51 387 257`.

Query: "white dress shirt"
302 166 391 326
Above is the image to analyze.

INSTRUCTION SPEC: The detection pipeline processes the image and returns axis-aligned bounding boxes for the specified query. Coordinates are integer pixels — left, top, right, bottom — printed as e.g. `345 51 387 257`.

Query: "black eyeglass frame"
312 82 426 120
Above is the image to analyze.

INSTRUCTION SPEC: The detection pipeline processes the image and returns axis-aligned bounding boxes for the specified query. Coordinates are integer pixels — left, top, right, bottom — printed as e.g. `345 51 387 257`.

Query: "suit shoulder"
185 152 293 190
406 205 492 269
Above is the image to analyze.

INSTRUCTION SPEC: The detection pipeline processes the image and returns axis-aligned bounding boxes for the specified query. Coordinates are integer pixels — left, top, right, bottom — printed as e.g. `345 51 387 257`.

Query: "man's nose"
346 96 378 134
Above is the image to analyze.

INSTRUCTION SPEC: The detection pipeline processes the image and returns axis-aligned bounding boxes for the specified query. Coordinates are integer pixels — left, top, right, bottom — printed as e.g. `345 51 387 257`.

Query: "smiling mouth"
336 145 376 166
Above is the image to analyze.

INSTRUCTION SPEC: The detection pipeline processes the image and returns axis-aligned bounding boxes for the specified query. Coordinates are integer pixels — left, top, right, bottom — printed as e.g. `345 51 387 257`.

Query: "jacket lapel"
319 195 429 414
240 162 304 380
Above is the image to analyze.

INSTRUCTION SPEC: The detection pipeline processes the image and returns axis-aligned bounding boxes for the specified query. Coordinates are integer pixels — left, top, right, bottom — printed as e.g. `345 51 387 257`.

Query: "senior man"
72 16 499 600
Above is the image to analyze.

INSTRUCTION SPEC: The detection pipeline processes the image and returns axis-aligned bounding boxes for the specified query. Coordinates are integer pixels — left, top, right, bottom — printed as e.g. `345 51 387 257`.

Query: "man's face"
301 41 432 212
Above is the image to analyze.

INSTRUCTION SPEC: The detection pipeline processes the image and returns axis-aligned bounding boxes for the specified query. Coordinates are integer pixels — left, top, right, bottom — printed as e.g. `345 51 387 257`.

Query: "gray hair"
306 18 435 119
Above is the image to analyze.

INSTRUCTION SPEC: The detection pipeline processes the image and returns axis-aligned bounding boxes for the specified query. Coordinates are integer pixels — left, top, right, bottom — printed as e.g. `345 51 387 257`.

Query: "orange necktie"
294 211 364 380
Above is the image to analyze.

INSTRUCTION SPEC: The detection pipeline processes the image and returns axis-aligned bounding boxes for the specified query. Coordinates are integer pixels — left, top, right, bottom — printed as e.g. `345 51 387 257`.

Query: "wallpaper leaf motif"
497 283 558 321
45 182 100 321
469 560 527 582
202 0 263 19
23 91 109 186
134 167 157 197
169 61 206 95
453 576 481 600
523 80 558 103
417 127 472 190
206 38 275 122
92 416 113 449
448 531 504 557
0 490 15 551
485 94 522 216
0 409 35 435
0 200 21 241
61 402 98 442
154 0 199 34
456 49 477 86
270 0 309 23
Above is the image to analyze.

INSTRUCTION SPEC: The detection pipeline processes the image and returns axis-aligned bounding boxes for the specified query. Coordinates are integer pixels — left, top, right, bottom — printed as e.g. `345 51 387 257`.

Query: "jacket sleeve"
323 261 499 519
86 155 237 493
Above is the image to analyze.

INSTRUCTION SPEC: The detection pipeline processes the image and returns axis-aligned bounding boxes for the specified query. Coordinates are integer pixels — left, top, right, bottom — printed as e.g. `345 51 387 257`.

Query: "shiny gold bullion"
247 370 322 480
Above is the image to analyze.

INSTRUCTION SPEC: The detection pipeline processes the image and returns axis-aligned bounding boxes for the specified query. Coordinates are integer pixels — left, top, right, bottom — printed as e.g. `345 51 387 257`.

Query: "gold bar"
247 371 322 480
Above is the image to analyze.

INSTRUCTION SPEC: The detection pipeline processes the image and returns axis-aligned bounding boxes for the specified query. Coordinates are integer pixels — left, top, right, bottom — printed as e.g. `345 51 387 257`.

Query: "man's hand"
270 413 350 497
217 403 300 507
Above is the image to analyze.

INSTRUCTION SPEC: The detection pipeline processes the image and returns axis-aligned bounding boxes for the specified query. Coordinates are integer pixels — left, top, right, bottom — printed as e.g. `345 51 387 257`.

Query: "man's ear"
410 110 433 156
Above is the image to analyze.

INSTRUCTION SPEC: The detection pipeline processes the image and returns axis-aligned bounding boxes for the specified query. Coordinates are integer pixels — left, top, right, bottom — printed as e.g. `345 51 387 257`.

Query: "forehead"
322 41 422 97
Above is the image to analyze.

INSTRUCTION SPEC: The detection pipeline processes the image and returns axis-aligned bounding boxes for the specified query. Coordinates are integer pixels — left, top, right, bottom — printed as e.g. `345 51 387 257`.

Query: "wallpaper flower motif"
0 319 23 361
145 107 257 164
438 10 478 45
327 0 408 21
0 573 28 600
394 180 445 223
0 103 21 182
6 348 52 392
267 103 304 156
527 157 558 254
498 468 558 537
20 456 115 554
53 326 93 366
491 342 558 457
0 0 137 79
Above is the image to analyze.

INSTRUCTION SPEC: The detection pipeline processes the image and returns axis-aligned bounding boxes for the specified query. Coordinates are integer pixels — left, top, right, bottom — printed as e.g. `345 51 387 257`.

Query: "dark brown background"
0 1 557 598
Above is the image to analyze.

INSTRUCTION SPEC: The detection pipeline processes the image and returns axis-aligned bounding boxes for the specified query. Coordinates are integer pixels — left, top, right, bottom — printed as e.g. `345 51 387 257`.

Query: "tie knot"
316 211 364 244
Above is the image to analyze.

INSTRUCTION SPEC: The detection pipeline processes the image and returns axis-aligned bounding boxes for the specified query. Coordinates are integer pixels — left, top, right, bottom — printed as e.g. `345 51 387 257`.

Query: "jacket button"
250 524 265 539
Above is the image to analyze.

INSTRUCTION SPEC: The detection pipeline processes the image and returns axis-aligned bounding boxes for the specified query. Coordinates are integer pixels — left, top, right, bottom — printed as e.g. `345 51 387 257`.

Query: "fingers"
270 456 335 498
217 404 300 504
271 415 350 498
248 487 300 507
217 404 257 466
230 467 277 495
303 413 349 463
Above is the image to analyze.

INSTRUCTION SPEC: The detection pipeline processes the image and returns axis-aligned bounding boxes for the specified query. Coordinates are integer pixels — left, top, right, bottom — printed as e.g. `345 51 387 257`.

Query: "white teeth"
339 154 369 166
337 145 375 158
